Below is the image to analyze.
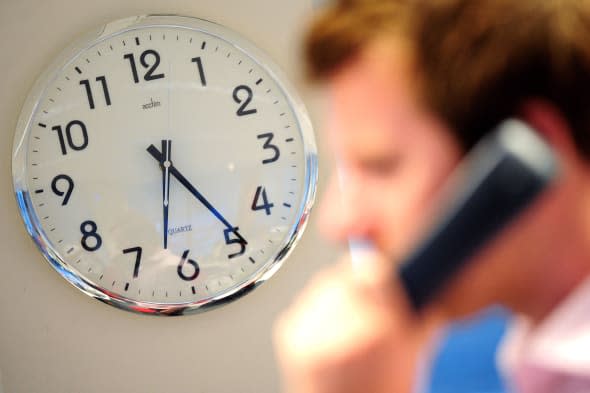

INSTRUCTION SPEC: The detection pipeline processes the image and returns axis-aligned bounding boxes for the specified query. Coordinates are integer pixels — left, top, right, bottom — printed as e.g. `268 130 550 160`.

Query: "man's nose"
318 172 374 243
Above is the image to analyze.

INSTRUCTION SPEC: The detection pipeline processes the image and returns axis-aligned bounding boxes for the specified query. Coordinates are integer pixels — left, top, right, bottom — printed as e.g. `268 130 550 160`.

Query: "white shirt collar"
499 275 590 379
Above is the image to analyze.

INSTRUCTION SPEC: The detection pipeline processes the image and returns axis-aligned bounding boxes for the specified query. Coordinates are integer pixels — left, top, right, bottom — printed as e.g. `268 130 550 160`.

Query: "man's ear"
519 99 579 159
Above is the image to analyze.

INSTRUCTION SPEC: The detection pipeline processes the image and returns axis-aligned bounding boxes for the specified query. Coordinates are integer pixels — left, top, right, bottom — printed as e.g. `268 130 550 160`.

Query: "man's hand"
274 254 444 393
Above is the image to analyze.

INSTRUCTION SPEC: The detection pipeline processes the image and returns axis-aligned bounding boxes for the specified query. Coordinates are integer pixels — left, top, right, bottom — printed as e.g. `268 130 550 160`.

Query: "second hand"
162 139 172 249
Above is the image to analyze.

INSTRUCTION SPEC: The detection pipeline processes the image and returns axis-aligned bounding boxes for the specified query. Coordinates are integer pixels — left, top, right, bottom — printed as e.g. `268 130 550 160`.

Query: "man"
274 1 590 392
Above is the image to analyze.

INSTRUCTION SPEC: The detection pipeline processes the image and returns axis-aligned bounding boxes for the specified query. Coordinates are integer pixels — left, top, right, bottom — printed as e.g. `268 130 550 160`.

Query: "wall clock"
12 15 317 315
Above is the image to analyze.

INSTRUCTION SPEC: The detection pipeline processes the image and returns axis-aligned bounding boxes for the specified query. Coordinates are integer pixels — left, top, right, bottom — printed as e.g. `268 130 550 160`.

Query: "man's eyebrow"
357 154 401 171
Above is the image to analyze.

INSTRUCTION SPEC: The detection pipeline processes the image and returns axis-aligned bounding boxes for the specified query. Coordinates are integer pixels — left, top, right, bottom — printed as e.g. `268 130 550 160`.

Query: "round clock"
12 15 317 315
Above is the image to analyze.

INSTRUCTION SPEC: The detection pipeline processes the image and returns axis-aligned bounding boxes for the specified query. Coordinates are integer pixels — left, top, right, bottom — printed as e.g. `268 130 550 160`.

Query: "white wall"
0 1 338 392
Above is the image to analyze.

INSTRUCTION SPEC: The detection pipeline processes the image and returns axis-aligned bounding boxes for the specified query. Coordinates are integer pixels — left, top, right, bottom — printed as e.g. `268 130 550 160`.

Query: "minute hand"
147 145 247 245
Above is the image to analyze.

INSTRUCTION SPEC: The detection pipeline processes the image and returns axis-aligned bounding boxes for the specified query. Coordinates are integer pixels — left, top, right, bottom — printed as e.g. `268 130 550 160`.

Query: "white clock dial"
12 15 317 315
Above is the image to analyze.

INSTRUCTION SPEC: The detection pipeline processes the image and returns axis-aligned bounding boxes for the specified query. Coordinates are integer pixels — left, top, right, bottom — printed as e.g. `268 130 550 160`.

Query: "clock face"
12 15 317 315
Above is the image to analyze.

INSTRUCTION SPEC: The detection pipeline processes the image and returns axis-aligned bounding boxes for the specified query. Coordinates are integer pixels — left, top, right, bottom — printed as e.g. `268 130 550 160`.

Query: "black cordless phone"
397 119 559 311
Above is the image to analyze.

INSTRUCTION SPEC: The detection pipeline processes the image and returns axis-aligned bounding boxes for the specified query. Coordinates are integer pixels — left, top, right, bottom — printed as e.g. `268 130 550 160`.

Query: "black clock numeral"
191 56 206 86
51 174 74 206
142 50 165 81
251 186 274 216
80 220 102 252
123 246 142 278
80 76 111 109
257 132 280 164
177 249 200 281
124 53 140 83
233 85 257 116
51 120 88 155
123 49 165 83
224 227 246 259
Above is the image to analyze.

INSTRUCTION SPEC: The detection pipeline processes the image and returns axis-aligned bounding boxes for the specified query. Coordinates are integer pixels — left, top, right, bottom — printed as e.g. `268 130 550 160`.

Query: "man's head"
308 0 590 319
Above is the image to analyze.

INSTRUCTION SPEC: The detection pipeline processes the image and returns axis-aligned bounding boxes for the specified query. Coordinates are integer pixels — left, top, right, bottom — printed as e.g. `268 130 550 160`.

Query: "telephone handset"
397 119 559 311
